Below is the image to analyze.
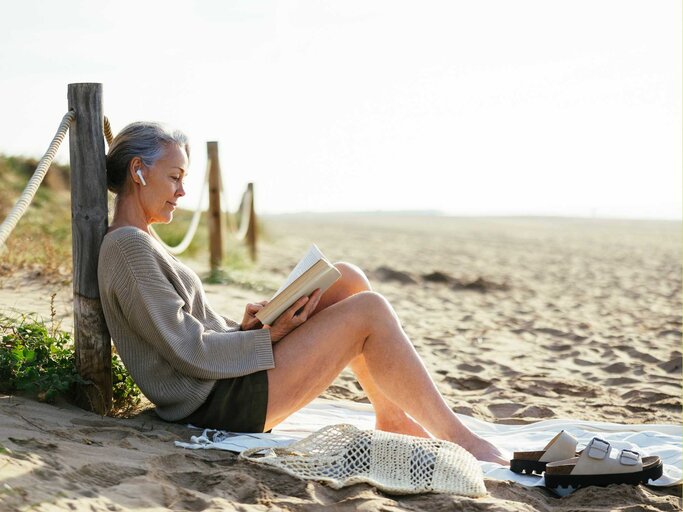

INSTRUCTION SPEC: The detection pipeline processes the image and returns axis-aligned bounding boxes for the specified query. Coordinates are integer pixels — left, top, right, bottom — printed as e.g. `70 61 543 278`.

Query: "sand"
1 214 681 511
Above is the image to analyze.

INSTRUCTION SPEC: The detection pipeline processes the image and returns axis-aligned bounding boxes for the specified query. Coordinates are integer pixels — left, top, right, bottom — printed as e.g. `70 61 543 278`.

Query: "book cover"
255 244 341 326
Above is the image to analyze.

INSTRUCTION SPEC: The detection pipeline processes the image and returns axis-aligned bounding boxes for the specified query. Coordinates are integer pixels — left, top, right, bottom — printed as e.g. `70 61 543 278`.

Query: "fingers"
246 302 267 314
290 289 322 323
285 295 311 321
268 289 323 342
299 288 322 319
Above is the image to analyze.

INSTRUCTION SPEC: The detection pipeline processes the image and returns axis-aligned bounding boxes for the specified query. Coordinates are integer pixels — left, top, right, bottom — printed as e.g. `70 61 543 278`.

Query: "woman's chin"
151 216 174 225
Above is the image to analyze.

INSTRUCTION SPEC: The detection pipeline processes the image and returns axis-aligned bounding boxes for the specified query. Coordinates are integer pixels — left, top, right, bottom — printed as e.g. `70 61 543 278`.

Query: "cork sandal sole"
510 450 582 475
544 456 663 489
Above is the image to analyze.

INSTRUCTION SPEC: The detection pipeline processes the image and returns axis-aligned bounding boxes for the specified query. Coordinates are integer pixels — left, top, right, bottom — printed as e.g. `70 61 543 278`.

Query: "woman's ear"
129 157 145 186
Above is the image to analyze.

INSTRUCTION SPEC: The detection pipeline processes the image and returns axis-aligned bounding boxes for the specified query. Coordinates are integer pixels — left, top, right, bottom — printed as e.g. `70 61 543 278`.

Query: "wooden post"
67 83 112 415
246 182 257 261
207 141 223 271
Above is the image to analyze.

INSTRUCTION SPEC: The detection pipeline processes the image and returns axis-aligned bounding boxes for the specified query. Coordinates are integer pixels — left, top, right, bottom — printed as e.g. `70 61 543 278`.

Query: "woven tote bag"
240 424 487 497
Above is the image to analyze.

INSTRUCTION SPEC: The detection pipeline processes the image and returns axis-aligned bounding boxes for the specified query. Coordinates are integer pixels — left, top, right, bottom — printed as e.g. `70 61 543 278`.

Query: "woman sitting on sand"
97 121 506 464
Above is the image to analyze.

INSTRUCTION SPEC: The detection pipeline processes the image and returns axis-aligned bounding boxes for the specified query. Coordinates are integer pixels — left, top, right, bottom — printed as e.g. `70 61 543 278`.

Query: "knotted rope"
0 111 75 249
103 116 114 147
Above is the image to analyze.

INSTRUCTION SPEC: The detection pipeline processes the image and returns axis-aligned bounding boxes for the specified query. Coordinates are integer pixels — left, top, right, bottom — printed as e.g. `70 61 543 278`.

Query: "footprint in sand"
659 356 682 373
424 336 449 347
573 357 599 366
605 376 639 386
488 402 525 418
374 266 417 284
622 347 663 364
603 362 630 374
620 390 675 403
66 463 147 488
515 405 555 419
456 363 485 373
421 271 453 284
658 329 682 338
451 276 508 293
444 375 491 391
8 437 58 452
533 327 569 337
546 343 573 352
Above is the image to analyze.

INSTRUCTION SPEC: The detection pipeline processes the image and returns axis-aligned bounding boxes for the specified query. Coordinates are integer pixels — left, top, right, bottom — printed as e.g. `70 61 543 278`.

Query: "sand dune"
1 215 681 510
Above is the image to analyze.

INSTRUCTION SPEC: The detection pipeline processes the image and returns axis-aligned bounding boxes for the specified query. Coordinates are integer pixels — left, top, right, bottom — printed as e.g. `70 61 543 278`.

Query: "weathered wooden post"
246 182 257 261
67 83 112 415
207 141 223 272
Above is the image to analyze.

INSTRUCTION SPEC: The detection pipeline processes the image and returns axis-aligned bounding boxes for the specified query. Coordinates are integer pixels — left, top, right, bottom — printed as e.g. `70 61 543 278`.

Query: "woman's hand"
240 300 268 331
265 288 322 343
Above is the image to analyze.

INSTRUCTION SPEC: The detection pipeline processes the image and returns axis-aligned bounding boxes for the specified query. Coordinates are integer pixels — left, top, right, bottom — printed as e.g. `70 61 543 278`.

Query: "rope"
149 163 210 255
234 185 253 240
0 111 75 249
103 116 114 147
219 172 253 241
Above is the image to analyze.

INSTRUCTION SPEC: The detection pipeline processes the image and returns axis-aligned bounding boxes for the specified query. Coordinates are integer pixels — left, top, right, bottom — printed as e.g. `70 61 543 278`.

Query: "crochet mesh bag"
239 424 487 497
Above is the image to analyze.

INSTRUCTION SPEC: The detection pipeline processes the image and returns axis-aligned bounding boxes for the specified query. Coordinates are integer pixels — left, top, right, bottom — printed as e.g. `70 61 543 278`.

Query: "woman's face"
138 143 188 225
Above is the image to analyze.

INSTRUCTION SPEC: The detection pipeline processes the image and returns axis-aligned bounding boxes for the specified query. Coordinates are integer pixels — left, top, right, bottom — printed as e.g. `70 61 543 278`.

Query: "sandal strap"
586 437 610 460
570 438 643 475
539 430 579 462
619 449 640 466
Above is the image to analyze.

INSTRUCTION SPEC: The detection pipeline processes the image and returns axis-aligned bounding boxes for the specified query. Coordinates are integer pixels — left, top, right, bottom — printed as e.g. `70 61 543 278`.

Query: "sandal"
510 430 579 475
544 437 663 489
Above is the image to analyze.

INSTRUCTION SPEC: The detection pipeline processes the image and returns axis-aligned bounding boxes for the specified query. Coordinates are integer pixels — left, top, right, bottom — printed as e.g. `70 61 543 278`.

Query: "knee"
334 262 371 295
350 290 394 326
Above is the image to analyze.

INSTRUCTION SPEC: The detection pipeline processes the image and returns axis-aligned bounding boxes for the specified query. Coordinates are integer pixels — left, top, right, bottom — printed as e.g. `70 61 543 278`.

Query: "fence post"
207 141 223 272
246 182 257 261
67 83 112 415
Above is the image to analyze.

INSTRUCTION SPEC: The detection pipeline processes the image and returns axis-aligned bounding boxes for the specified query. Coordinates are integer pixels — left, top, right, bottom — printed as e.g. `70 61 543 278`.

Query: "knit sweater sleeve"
109 235 274 379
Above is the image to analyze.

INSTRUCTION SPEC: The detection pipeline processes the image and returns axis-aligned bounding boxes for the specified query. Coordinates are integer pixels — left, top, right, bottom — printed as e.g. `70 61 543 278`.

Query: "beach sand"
1 214 681 510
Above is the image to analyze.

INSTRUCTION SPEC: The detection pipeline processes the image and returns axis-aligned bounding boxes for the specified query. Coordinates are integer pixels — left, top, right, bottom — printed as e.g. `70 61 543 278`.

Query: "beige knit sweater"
97 227 274 420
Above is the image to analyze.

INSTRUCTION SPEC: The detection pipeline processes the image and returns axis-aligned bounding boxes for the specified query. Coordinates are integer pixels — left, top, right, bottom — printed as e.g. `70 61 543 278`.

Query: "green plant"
0 314 141 412
111 348 141 413
0 315 84 402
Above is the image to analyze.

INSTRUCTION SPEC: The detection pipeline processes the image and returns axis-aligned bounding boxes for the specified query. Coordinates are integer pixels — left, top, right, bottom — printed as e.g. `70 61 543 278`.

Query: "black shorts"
178 370 269 433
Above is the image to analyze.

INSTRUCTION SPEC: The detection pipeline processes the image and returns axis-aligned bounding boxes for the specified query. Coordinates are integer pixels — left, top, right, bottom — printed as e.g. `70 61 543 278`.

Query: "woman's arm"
108 235 274 379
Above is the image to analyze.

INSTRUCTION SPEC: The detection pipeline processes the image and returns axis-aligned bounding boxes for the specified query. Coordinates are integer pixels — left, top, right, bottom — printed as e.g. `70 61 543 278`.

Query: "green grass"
0 155 72 281
151 209 208 258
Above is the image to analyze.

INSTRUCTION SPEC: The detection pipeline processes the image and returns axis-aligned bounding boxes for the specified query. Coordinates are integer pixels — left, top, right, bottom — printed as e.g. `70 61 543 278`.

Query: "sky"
1 0 681 219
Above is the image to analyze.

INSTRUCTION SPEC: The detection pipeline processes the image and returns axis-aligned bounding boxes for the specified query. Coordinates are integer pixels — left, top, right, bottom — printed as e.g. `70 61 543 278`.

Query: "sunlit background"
1 0 681 219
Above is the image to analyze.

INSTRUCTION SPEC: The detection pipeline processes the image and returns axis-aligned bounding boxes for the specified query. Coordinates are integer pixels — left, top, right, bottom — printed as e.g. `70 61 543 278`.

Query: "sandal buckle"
619 449 639 466
587 437 610 460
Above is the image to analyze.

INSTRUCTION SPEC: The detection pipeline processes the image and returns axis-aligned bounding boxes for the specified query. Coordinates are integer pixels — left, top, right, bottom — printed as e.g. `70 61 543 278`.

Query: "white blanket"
175 399 682 491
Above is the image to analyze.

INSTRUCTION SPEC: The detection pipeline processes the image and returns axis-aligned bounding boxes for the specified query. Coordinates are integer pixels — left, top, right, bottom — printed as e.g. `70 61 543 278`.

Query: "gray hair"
106 121 190 194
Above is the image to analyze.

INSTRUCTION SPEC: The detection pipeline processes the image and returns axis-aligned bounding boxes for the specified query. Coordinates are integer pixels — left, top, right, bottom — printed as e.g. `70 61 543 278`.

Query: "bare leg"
265 289 506 464
315 263 430 437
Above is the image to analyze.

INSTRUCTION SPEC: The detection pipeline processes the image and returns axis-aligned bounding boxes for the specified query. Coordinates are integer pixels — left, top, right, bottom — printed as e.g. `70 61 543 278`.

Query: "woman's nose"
177 181 186 197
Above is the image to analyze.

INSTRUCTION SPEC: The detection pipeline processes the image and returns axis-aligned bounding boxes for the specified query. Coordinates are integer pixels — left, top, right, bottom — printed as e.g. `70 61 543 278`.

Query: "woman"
98 121 506 464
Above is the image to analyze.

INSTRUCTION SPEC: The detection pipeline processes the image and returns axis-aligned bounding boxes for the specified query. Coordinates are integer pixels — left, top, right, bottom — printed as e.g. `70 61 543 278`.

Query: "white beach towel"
175 398 682 492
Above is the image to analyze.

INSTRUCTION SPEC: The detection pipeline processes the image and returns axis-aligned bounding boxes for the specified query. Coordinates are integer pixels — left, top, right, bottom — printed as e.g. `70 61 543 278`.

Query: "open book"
255 244 341 326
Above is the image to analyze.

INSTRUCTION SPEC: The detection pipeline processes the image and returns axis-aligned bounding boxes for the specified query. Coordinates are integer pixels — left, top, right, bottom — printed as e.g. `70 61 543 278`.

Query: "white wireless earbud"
136 169 147 186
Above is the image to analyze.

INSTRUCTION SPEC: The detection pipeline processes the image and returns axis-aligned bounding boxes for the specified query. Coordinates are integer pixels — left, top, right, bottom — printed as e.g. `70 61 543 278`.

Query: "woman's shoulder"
104 225 146 241
101 226 162 261
103 226 153 247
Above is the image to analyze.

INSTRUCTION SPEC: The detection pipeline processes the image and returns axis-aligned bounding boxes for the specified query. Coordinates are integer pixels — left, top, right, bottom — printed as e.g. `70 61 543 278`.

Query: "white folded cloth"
175 398 682 490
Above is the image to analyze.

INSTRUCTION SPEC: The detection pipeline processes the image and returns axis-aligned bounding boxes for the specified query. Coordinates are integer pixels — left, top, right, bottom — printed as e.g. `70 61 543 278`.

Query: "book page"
271 244 325 298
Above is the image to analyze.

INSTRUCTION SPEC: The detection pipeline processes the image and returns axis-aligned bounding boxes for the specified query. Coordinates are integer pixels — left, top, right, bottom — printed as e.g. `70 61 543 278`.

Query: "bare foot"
458 432 508 465
376 412 432 439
